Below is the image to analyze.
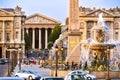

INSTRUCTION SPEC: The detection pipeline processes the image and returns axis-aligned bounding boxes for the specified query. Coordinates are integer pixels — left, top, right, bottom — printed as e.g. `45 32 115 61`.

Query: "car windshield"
44 78 64 80
28 71 36 74
71 74 86 80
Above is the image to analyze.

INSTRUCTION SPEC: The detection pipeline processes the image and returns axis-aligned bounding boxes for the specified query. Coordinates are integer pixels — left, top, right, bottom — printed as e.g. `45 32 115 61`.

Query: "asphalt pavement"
1 63 120 80
0 63 8 77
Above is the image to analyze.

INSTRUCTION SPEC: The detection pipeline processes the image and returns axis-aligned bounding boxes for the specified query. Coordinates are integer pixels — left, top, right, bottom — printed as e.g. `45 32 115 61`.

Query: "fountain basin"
84 43 116 50
90 71 120 79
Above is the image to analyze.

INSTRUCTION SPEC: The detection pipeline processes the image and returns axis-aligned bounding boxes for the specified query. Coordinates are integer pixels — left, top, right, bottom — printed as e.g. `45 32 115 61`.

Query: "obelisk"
66 0 81 63
69 0 79 30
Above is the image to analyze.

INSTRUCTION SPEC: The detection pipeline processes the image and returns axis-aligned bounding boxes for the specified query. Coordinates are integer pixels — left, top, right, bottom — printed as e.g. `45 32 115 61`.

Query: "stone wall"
91 71 120 79
50 70 71 77
50 70 120 79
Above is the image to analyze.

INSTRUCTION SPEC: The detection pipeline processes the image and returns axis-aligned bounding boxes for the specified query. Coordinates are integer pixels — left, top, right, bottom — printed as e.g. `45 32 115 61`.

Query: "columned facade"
0 6 26 60
24 27 52 49
24 13 61 50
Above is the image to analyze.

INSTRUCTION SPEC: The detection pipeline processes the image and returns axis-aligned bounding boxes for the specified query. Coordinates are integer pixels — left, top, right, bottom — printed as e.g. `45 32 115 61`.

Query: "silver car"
64 70 97 80
15 70 41 80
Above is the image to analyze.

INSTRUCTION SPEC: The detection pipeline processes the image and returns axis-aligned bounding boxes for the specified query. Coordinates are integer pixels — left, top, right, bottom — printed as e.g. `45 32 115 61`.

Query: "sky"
0 0 120 24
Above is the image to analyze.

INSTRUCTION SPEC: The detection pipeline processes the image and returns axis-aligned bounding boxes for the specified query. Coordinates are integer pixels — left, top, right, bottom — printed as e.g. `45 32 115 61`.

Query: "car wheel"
87 77 92 80
28 76 33 80
15 75 19 77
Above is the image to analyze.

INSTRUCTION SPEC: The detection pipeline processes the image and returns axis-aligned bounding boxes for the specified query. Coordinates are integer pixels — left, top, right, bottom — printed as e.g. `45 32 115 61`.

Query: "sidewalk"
10 64 51 77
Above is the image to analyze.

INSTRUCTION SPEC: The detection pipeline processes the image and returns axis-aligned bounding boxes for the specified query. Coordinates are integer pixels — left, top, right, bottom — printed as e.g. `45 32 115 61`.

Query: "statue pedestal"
66 31 81 63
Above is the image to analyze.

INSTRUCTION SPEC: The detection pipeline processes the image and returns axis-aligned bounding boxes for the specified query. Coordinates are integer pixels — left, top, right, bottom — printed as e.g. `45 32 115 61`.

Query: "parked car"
15 70 41 80
40 77 64 80
28 57 37 64
0 58 6 64
3 58 9 63
0 77 24 80
64 70 97 80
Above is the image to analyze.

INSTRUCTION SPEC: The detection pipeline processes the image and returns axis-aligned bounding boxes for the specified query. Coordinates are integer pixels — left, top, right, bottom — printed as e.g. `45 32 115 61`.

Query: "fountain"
80 13 120 79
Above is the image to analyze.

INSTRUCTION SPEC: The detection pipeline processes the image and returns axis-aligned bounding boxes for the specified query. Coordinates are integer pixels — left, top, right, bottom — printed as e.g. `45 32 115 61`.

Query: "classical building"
0 5 61 59
65 0 120 63
24 13 61 50
0 6 25 59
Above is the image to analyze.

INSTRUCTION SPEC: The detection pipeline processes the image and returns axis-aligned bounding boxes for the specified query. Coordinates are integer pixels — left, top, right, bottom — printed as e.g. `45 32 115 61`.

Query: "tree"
24 32 31 57
48 25 61 48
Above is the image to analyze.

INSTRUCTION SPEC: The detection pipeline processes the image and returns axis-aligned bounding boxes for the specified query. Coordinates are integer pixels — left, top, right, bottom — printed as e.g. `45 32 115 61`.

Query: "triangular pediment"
0 8 14 16
86 9 114 17
25 13 61 24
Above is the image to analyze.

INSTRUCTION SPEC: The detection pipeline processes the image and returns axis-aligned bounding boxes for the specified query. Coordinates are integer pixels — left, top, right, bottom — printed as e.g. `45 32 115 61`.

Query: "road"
1 63 120 80
11 64 50 77
0 63 8 77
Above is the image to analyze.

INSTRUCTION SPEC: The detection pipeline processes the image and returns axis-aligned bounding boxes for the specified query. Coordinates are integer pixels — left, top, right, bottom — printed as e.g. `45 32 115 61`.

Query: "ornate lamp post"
106 46 110 80
54 39 63 77
18 47 22 70
55 44 58 77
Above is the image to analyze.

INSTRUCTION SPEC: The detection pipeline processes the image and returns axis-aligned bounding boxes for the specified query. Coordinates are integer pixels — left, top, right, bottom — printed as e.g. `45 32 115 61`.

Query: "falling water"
79 13 120 71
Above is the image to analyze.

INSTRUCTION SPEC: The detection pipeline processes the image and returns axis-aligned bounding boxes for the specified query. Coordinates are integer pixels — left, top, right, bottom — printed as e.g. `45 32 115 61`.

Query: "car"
15 70 41 80
28 57 37 64
3 58 9 63
40 77 64 80
0 77 24 80
64 70 97 80
0 58 6 64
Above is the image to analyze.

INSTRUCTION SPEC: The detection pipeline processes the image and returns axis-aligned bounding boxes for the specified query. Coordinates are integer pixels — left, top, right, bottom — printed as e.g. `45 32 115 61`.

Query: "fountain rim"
83 43 116 50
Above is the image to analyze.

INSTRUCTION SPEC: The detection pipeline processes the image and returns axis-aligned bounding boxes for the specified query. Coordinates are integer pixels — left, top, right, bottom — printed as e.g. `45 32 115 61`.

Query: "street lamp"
54 39 63 77
18 47 22 70
106 46 110 80
55 44 58 77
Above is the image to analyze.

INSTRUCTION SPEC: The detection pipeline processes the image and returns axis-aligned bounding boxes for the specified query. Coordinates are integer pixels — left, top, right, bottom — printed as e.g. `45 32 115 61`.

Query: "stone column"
110 22 114 39
119 23 120 41
2 21 5 43
11 21 14 43
45 28 48 49
22 27 25 43
32 28 35 49
39 28 41 49
26 28 29 34
83 21 87 40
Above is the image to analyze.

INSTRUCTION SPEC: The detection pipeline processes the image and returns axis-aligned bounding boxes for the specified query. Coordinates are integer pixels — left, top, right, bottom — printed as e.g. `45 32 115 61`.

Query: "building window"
5 21 10 28
106 21 110 27
6 33 10 41
0 33 2 41
16 31 18 39
87 21 93 29
115 31 118 40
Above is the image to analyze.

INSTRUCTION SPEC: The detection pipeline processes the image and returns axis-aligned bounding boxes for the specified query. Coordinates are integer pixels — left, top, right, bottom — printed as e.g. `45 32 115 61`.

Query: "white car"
64 70 97 80
40 77 64 80
15 70 41 80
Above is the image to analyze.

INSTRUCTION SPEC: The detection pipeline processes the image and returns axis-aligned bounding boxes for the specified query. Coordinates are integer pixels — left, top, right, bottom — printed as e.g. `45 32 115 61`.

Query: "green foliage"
48 25 61 45
24 32 31 49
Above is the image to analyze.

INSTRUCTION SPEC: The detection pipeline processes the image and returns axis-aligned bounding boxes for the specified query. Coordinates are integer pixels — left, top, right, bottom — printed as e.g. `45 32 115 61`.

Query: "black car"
0 58 6 64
